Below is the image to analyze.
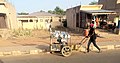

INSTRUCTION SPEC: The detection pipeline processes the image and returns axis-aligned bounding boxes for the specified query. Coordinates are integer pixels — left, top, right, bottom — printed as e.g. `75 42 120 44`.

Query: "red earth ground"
0 29 120 47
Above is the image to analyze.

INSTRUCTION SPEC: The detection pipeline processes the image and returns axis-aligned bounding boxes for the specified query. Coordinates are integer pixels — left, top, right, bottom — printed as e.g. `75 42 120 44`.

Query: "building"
0 0 18 29
66 5 116 30
17 12 64 30
98 0 120 26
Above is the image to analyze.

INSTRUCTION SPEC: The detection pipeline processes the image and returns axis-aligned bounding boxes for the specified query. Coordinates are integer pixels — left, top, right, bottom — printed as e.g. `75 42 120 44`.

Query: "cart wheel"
61 46 72 57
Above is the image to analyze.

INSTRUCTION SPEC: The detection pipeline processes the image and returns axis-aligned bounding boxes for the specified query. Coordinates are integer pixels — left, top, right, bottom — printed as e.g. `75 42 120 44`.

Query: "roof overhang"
80 5 103 10
81 10 116 15
17 15 37 18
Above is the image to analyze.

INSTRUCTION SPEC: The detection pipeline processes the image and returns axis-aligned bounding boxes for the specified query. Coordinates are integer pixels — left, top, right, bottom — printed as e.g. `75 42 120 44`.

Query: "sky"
8 0 98 13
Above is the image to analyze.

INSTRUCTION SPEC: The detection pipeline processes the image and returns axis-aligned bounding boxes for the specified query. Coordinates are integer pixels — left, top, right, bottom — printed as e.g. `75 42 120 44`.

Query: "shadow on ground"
36 45 49 51
38 36 50 39
0 60 4 63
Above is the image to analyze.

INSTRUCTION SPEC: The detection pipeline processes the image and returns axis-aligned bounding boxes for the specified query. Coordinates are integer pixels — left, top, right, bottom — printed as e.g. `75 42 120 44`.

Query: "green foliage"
89 1 98 5
54 6 64 15
12 29 32 37
48 6 66 15
48 10 53 14
40 10 45 12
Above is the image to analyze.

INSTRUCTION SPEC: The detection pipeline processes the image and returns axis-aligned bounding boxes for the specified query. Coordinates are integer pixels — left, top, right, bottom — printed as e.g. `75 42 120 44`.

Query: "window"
29 19 33 22
36 20 38 23
21 20 28 22
45 19 48 22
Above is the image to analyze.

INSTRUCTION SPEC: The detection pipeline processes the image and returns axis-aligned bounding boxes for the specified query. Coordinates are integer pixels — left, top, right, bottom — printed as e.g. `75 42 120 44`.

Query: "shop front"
78 10 116 29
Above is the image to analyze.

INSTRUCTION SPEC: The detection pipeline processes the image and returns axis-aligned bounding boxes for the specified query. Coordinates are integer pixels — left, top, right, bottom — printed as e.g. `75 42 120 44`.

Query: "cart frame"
49 31 88 57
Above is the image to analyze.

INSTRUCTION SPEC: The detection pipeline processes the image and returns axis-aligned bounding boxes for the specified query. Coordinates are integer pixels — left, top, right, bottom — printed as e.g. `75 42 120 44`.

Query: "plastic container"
84 29 88 36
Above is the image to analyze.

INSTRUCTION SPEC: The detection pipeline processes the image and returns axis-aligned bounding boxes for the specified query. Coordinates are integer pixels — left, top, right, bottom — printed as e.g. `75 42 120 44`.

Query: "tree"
48 6 66 15
40 10 45 12
54 6 65 15
89 1 98 5
48 10 53 14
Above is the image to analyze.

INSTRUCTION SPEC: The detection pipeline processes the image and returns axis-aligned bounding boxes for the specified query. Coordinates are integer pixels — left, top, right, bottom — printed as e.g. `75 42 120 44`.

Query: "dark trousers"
87 40 100 52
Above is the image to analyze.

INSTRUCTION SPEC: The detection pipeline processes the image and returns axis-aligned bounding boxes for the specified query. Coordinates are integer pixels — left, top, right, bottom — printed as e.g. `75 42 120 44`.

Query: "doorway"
0 13 7 28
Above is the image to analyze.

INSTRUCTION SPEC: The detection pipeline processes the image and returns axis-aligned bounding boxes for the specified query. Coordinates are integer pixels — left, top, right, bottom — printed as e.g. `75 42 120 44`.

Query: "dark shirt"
88 30 97 41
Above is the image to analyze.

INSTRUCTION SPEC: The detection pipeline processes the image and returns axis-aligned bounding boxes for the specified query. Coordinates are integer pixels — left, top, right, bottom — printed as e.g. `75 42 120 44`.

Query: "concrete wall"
66 6 81 29
0 1 18 29
66 8 75 29
17 17 38 29
7 3 18 29
98 0 120 24
51 16 61 28
0 0 5 2
98 0 117 10
66 5 102 29
98 0 120 15
17 16 62 30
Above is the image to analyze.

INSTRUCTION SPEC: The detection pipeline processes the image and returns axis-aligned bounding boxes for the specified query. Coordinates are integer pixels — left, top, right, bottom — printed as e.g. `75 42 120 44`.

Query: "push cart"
49 31 88 57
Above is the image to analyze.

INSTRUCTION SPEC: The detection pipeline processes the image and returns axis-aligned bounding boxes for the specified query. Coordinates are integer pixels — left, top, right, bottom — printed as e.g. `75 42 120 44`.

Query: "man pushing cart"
49 28 101 57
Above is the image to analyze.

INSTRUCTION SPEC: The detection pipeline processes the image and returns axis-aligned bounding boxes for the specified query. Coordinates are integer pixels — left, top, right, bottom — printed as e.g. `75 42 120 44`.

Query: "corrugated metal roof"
29 12 59 17
17 15 36 18
17 12 61 18
81 10 116 15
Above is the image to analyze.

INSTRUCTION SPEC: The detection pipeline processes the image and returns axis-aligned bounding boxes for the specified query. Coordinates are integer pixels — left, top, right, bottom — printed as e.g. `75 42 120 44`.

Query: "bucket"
84 29 88 36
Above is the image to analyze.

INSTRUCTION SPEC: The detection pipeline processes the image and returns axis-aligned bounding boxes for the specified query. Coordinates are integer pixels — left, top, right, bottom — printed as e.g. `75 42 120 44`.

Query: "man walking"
86 28 101 53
